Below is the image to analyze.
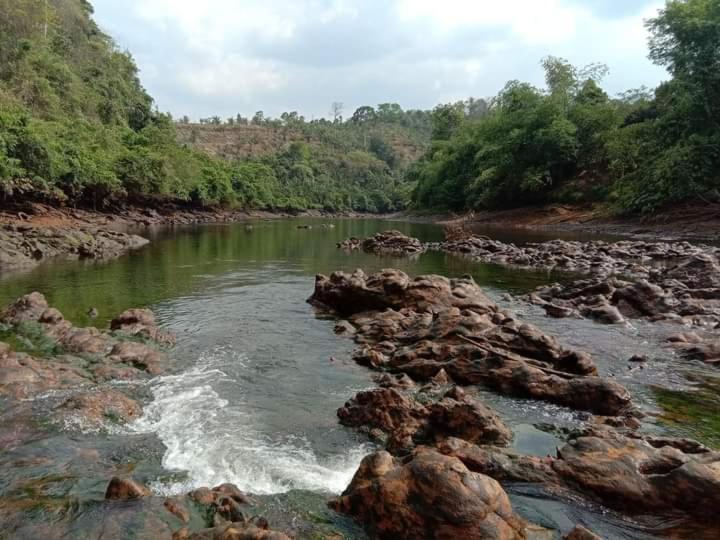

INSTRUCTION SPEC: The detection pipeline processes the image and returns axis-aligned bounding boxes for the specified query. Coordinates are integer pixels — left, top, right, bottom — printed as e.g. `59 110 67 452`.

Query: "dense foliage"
0 0 430 212
411 0 720 214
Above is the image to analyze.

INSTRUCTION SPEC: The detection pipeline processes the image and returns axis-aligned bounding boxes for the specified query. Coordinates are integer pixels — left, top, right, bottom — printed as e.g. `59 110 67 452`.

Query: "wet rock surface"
0 292 170 403
310 269 632 416
313 264 720 535
330 449 531 540
337 385 512 451
525 252 720 364
437 429 720 523
0 223 149 272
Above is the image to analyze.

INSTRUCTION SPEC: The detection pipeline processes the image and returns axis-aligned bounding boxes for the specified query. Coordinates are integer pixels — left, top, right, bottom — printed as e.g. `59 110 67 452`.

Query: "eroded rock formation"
310 269 632 416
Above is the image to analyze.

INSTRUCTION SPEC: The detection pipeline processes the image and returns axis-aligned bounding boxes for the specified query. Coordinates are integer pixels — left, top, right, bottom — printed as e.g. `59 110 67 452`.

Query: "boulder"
105 477 151 500
330 449 530 540
360 230 425 256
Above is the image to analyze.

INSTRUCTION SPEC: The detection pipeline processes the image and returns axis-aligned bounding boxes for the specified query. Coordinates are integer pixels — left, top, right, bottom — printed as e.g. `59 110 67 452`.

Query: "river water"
1 218 718 539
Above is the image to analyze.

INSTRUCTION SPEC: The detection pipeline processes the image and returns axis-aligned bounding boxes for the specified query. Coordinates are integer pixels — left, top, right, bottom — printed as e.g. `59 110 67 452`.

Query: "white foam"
130 349 370 496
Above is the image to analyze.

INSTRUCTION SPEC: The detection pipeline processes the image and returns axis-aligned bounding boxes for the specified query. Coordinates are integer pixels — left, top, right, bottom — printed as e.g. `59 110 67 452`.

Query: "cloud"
90 0 667 120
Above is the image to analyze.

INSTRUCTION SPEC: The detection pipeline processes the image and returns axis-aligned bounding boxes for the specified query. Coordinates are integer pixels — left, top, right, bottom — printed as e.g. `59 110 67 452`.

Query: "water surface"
1 218 717 539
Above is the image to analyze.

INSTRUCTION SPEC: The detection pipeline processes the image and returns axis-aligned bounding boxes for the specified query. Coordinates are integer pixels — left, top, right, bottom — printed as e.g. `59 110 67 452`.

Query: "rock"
164 497 190 523
339 385 512 451
564 525 602 540
333 320 356 336
580 302 625 324
337 237 361 250
309 269 496 315
1 292 49 324
177 523 290 540
111 308 175 344
59 390 142 426
313 269 632 415
427 387 513 446
360 230 426 256
212 483 251 504
441 432 720 522
105 477 151 500
0 225 149 272
108 341 164 375
337 388 428 435
330 449 530 540
543 303 575 318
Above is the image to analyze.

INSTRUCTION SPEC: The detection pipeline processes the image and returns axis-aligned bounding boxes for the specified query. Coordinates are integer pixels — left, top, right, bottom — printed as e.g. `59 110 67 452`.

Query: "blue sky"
90 0 668 120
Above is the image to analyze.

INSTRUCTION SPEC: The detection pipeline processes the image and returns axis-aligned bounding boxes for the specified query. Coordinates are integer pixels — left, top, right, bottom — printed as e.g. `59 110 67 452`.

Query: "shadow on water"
0 218 717 538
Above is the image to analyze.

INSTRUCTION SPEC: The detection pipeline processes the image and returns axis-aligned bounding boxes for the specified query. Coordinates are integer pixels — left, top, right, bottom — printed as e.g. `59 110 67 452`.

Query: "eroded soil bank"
435 201 720 243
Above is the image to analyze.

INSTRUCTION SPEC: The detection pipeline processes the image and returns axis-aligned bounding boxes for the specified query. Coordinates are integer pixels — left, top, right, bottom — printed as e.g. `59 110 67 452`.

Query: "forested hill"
0 0 430 213
411 0 720 215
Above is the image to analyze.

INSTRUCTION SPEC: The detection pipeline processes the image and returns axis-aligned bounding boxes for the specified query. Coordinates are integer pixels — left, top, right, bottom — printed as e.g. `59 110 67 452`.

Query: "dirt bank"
435 201 720 242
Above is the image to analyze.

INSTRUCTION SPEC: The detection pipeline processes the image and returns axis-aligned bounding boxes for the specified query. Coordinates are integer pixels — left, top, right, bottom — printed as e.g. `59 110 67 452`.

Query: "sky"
90 0 669 121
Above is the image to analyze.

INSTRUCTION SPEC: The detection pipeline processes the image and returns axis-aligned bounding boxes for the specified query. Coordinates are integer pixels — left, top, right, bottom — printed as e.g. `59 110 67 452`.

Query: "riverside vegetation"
0 0 430 214
2 0 719 219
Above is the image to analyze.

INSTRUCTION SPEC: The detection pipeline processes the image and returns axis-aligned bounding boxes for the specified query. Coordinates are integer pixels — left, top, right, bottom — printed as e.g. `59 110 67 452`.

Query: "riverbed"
1 218 717 539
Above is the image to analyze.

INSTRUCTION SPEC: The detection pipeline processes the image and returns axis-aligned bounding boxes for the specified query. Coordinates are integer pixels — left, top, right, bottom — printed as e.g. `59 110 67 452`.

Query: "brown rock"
105 477 151 500
330 449 529 540
564 525 602 540
59 390 142 426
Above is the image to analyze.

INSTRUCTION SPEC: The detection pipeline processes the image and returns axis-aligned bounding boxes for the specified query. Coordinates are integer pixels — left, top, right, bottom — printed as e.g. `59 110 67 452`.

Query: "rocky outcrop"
111 308 176 345
0 293 171 422
311 269 631 416
330 449 531 540
437 431 720 522
525 252 720 364
0 223 149 272
338 385 512 451
433 235 720 278
100 479 290 540
361 230 425 256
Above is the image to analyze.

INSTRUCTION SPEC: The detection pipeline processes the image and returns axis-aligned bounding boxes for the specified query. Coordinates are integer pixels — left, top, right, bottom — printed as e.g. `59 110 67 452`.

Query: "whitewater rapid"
130 347 372 496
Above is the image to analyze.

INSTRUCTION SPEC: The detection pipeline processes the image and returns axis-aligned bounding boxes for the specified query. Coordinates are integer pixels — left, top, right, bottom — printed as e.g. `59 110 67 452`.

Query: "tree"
431 102 465 141
252 111 265 125
351 105 376 124
331 102 344 123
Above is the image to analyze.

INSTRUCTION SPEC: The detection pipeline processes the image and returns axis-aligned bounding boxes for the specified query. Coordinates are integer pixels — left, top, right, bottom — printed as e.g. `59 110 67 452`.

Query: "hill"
0 0 430 213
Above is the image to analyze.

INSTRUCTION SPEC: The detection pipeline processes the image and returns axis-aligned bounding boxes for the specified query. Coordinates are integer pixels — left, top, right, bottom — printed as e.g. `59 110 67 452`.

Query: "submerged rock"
111 308 176 344
59 389 142 427
105 477 151 500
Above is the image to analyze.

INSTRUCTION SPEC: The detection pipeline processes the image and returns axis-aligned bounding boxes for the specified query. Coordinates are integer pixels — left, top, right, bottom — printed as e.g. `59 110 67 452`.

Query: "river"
1 218 717 539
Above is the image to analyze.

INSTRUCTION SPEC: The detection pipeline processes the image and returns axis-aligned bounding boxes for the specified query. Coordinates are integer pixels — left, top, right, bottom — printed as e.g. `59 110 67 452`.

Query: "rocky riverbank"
0 293 293 539
308 268 720 538
0 223 149 272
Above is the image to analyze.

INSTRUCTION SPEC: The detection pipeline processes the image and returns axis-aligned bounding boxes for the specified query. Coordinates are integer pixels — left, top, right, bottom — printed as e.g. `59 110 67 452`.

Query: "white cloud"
90 0 667 119
178 56 288 99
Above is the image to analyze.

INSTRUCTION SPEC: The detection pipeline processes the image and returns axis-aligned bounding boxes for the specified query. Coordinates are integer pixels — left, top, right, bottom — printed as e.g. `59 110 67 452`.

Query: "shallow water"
1 218 717 539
